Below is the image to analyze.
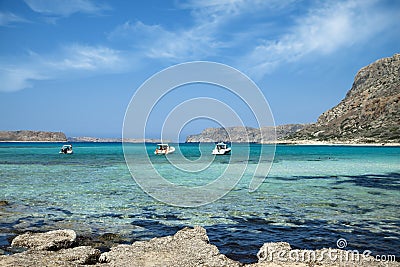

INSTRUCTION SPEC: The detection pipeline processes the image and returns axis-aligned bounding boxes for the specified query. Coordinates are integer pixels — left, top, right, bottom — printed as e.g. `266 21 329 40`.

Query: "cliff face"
185 124 305 143
0 131 67 142
289 54 400 143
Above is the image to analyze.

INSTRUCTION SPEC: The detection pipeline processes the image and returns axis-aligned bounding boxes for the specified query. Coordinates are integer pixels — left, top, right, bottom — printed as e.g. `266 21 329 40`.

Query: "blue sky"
0 0 399 138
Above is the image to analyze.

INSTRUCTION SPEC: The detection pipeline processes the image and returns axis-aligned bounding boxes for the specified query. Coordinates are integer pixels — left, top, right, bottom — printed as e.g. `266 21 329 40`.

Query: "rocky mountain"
288 54 400 143
185 124 305 143
0 130 67 142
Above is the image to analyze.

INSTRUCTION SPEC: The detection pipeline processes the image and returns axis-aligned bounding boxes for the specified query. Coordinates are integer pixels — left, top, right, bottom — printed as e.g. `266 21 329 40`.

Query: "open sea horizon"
0 142 399 263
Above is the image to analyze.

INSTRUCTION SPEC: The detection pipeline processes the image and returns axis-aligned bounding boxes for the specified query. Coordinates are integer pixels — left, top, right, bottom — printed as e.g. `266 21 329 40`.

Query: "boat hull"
154 146 175 155
212 148 231 155
59 151 73 154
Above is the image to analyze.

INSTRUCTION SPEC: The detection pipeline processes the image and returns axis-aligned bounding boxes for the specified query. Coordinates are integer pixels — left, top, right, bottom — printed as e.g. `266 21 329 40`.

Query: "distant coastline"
0 130 66 142
67 136 171 143
0 131 170 143
1 134 399 146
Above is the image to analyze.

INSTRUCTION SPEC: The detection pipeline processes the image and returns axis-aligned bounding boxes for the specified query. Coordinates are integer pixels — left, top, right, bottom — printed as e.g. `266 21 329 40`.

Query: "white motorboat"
59 144 73 154
154 144 175 155
212 142 231 155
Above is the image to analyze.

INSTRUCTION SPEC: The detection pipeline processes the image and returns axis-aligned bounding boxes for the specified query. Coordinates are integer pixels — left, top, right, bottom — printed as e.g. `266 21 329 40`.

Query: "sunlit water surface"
0 143 399 263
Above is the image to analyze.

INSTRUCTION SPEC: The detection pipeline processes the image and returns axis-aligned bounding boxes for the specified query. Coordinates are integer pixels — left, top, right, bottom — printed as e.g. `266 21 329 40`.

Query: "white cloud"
2 0 396 92
0 66 44 92
54 45 123 70
0 12 29 26
107 0 297 62
108 21 221 61
107 0 396 79
180 0 296 22
243 0 398 78
0 44 127 92
24 0 109 17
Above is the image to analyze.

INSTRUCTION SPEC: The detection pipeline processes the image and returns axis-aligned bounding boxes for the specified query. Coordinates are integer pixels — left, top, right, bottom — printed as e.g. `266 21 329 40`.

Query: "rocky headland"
186 54 400 145
287 54 400 143
185 124 306 143
0 130 67 142
1 227 398 267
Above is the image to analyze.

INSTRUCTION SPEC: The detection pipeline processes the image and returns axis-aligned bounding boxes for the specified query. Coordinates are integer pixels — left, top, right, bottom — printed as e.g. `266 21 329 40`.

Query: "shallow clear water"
0 142 399 262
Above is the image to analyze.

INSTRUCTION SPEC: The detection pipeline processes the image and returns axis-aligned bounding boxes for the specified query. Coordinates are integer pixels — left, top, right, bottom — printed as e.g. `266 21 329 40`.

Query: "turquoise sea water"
0 142 399 262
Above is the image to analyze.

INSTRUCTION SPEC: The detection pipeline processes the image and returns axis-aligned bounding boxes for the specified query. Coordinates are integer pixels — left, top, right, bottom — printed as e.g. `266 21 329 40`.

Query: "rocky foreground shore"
1 227 398 267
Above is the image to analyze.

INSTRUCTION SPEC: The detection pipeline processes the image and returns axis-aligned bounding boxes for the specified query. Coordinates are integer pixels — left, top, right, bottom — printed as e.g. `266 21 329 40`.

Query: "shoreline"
272 140 400 146
1 227 398 266
1 140 400 146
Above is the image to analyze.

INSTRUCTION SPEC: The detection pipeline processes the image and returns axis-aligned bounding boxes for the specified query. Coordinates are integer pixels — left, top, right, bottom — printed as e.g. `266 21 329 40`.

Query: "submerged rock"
11 229 76 251
76 232 131 253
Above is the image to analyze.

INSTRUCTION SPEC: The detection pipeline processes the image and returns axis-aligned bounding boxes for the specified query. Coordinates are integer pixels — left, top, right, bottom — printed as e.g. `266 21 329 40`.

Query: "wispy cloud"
108 1 293 61
0 44 127 92
179 0 297 23
108 0 398 78
242 0 398 78
107 0 322 64
0 66 44 92
0 12 29 26
108 21 222 60
53 44 123 70
24 0 110 17
2 0 397 92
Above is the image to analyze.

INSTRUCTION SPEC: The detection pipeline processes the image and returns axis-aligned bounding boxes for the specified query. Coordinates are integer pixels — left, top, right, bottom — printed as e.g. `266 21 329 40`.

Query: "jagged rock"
0 130 67 142
0 246 101 266
289 54 400 143
11 229 76 251
2 228 399 267
98 226 241 267
57 246 101 264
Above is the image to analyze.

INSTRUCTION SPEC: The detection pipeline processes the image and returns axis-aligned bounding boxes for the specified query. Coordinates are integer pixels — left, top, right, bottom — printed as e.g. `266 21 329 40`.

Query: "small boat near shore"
59 144 73 154
212 142 231 155
154 144 175 155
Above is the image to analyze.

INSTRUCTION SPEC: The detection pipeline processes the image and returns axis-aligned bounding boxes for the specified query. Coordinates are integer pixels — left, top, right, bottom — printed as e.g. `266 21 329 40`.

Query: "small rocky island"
0 131 167 143
0 130 67 142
